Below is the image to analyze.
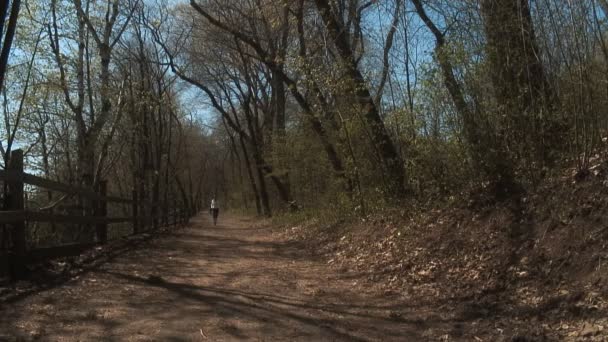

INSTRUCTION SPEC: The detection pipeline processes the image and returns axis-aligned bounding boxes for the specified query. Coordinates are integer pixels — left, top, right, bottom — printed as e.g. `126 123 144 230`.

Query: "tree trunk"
313 0 408 198
269 68 292 208
252 149 271 217
481 0 553 167
239 136 262 215
0 0 21 92
412 0 517 198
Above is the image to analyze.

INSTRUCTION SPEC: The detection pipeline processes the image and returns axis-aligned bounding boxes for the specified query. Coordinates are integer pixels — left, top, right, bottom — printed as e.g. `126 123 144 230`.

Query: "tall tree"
481 0 553 168
72 0 137 185
0 0 21 92
312 0 408 198
412 0 520 197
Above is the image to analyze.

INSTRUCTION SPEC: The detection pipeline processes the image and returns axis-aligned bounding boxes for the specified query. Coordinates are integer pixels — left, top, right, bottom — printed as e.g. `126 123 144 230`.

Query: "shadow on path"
0 215 431 341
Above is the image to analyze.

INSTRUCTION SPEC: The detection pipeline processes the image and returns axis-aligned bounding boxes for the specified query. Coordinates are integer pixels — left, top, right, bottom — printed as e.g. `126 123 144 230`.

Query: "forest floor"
1 214 446 341
277 166 608 342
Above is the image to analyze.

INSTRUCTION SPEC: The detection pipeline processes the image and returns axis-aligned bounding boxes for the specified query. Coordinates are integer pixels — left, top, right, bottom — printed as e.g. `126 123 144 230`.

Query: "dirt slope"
283 172 608 341
0 215 444 341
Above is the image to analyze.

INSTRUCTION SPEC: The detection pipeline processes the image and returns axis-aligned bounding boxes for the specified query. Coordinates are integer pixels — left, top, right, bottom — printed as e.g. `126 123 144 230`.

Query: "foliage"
2 0 608 224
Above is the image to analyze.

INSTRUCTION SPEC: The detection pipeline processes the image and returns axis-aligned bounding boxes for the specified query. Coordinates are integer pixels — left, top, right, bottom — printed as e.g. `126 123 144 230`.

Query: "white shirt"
211 199 218 209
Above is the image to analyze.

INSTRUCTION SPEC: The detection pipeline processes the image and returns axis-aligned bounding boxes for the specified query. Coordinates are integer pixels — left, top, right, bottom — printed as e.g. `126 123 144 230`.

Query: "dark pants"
211 208 219 225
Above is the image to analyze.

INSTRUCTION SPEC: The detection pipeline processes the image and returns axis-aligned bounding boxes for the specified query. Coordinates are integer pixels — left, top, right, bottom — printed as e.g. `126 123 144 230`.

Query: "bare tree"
0 0 21 92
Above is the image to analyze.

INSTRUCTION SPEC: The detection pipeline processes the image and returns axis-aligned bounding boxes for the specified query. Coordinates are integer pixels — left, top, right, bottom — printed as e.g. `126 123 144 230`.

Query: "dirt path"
0 215 440 341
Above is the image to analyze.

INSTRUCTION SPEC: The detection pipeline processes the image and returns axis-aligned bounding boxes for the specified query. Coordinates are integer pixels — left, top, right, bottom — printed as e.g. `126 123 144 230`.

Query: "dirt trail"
0 215 439 341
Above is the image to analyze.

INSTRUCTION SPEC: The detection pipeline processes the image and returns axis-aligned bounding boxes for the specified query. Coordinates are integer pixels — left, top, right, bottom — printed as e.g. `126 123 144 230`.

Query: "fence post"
7 149 25 279
95 180 108 244
132 189 138 235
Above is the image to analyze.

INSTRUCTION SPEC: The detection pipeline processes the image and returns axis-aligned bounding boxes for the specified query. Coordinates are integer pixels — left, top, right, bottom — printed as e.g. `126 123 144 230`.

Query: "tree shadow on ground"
0 215 504 340
0 223 193 305
97 269 424 341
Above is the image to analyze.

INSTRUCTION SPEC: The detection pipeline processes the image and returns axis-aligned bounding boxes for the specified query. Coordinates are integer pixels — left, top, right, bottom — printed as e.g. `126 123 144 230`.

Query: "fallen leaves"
278 180 608 341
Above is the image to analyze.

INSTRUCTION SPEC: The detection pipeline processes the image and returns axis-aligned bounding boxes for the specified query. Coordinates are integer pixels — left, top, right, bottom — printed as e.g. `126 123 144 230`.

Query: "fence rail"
1 149 193 280
0 211 134 224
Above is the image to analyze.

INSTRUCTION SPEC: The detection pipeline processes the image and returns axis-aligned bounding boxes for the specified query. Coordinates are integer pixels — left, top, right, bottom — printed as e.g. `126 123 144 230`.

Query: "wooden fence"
1 149 192 279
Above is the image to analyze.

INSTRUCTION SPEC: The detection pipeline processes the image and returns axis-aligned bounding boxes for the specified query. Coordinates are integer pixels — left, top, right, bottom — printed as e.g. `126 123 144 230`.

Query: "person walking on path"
210 198 220 225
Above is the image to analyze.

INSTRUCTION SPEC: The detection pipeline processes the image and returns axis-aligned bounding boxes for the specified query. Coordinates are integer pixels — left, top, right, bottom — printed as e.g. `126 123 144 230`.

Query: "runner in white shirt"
210 198 220 225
